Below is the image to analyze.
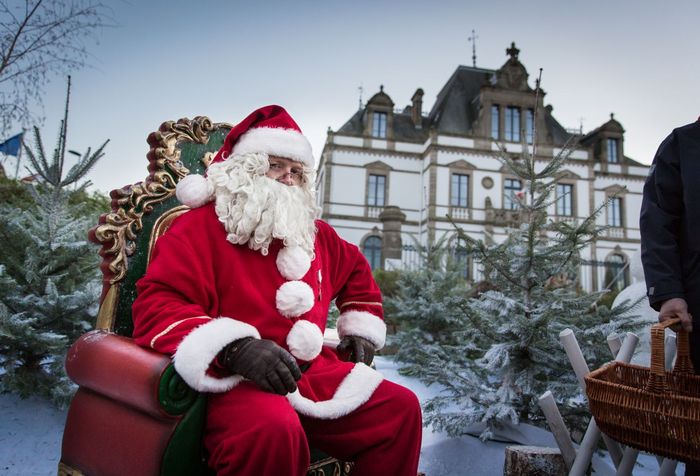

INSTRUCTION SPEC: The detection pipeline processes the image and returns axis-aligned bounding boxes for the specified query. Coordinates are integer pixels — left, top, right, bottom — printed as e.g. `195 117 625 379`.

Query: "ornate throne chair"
59 117 352 476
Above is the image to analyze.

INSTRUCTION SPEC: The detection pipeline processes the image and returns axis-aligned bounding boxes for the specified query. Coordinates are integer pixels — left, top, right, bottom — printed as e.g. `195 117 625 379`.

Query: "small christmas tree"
392 74 644 438
0 77 108 407
389 237 472 360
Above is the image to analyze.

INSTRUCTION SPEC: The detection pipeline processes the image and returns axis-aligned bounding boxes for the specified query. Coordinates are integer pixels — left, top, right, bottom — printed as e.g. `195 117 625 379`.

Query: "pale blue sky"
19 0 700 193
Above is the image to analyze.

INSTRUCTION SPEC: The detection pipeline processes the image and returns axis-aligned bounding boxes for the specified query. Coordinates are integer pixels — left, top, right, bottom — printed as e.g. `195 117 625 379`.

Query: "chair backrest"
89 116 231 336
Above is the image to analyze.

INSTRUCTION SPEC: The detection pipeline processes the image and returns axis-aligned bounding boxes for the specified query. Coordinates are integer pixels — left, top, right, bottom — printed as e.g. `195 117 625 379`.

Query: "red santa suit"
131 204 422 475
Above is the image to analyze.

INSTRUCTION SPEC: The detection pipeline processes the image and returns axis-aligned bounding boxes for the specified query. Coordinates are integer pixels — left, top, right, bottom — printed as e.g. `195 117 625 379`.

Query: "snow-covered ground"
0 355 684 475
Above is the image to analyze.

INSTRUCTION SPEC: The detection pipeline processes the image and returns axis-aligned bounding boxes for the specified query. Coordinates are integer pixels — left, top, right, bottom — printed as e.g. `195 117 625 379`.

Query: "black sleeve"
640 130 685 310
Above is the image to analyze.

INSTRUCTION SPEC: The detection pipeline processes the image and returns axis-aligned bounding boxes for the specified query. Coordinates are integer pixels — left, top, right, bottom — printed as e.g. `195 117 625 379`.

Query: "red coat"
132 204 387 419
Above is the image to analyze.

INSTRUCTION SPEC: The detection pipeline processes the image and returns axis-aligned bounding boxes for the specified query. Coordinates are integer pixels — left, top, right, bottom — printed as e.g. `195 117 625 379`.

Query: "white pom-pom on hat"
286 320 323 361
276 246 312 280
176 174 213 208
276 280 315 318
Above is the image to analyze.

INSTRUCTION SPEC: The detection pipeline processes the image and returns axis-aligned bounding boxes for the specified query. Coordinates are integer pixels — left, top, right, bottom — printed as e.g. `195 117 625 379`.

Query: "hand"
337 335 375 365
658 297 693 332
221 338 302 395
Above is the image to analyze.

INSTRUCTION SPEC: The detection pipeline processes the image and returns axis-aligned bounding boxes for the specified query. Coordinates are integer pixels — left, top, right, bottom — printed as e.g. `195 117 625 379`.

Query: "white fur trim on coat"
173 317 260 393
286 363 383 419
232 127 314 169
336 310 386 350
276 280 315 318
286 320 323 361
175 174 213 208
276 246 311 280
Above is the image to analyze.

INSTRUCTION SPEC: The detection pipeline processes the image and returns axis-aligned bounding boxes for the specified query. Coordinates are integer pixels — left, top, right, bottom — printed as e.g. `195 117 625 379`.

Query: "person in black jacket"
640 120 700 347
640 119 700 475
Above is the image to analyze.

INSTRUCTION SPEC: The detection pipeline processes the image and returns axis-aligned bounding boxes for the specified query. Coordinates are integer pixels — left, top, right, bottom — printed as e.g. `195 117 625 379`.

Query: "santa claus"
132 105 422 475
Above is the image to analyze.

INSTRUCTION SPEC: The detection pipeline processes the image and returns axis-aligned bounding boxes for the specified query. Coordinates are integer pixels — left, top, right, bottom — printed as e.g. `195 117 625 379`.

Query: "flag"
0 133 23 157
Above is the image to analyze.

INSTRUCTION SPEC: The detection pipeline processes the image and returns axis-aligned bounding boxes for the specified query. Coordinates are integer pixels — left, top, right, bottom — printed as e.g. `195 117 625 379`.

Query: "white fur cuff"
173 317 260 393
336 310 386 350
287 363 383 419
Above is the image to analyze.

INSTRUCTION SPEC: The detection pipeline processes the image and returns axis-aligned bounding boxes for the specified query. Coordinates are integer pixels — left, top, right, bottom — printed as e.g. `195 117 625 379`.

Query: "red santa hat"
176 105 314 208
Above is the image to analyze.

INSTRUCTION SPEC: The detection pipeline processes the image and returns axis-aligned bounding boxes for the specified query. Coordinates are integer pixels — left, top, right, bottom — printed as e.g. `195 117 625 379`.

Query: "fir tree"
392 75 644 439
389 237 472 361
0 77 108 407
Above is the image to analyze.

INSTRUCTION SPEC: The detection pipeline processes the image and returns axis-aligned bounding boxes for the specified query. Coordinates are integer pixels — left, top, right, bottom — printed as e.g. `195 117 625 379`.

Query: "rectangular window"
455 238 470 280
607 197 622 227
491 105 500 140
450 174 469 207
607 138 619 163
526 109 534 144
556 183 573 216
504 178 522 210
505 106 520 142
372 112 387 138
367 174 386 206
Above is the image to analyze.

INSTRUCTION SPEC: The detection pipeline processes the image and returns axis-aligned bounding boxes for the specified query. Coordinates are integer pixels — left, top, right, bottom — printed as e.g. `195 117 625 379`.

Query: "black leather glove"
220 337 302 395
336 335 375 365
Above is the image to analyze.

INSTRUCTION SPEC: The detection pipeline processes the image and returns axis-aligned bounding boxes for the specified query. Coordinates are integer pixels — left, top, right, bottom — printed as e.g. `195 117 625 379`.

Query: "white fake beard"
207 153 319 256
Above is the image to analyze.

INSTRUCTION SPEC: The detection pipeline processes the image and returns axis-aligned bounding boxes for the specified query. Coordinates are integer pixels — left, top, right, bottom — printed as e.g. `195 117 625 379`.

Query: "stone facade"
316 43 648 292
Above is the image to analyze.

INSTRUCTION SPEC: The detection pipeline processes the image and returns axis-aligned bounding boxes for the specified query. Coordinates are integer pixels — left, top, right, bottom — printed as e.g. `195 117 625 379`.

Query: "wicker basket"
585 317 700 464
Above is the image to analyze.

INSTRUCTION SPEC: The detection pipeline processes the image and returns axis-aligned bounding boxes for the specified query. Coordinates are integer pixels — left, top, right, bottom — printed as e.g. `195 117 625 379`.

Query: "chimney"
411 88 424 128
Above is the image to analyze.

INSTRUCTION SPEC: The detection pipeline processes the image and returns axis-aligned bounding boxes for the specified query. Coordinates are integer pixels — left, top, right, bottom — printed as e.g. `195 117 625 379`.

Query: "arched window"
604 253 628 292
362 236 382 270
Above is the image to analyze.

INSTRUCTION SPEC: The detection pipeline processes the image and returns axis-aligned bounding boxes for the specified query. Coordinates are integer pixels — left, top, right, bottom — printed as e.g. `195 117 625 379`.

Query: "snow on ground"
0 393 65 475
0 356 684 475
374 356 683 476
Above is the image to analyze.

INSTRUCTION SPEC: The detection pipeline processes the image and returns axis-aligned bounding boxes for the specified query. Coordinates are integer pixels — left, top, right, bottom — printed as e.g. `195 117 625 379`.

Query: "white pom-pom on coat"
175 174 213 208
276 280 315 318
286 320 324 361
276 246 312 280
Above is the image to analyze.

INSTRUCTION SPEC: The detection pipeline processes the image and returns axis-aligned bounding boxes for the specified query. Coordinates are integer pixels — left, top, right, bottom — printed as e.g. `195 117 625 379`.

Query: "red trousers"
204 379 422 475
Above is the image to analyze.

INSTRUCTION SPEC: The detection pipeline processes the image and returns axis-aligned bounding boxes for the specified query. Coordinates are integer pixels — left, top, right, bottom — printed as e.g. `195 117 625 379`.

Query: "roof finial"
610 112 615 120
468 29 478 67
380 84 384 93
357 83 364 110
506 42 520 61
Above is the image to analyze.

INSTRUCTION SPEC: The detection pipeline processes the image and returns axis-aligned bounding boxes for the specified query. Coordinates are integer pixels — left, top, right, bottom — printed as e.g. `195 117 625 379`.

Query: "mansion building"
315 43 649 292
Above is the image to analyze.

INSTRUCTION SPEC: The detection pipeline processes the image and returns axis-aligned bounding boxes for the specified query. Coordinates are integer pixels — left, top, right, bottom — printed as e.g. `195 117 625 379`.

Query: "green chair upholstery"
59 117 352 476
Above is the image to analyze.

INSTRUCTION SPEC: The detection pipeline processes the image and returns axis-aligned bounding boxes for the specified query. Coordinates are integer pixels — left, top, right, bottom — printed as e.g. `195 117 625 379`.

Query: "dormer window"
491 105 500 139
505 106 520 142
607 138 619 163
526 109 534 144
365 85 394 140
372 112 387 138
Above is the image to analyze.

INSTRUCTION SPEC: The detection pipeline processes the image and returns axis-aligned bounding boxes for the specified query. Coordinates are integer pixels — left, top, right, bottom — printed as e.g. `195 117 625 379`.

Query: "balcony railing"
366 206 383 218
450 206 472 221
605 227 625 239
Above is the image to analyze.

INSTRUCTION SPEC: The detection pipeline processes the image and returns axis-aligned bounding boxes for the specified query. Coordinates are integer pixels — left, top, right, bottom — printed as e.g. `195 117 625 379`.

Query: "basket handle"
647 317 694 393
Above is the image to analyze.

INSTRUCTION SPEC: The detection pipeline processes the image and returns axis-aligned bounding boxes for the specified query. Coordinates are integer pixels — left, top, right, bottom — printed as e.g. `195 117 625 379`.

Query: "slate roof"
336 107 430 143
335 64 615 151
428 66 494 135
